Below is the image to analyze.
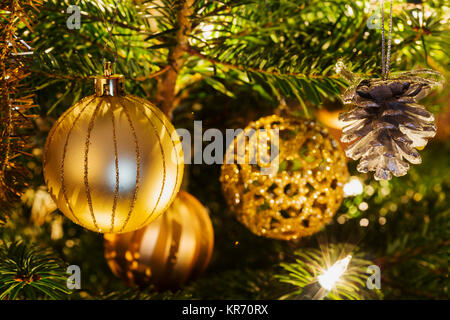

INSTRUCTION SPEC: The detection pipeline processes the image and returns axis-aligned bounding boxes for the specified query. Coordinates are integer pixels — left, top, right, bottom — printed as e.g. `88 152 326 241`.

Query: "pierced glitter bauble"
220 115 349 240
43 72 184 233
104 191 214 290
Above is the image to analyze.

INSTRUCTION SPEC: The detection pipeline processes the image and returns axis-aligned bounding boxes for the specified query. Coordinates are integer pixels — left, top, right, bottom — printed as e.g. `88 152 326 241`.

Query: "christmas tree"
0 0 448 302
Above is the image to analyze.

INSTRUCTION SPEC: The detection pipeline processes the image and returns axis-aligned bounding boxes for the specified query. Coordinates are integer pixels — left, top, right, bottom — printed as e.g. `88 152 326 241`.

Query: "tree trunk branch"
156 0 194 119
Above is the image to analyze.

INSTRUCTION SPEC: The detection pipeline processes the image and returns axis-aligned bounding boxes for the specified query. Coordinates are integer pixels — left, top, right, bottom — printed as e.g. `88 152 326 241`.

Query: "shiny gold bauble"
220 115 349 240
316 107 350 151
104 191 214 290
43 71 184 233
317 108 345 130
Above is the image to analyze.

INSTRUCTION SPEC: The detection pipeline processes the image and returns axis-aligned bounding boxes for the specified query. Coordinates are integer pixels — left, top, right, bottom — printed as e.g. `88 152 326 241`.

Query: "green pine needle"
0 241 71 300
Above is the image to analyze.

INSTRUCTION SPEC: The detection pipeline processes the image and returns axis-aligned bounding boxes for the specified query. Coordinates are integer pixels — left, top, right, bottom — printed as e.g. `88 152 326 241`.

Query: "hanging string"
101 0 120 74
381 0 385 79
380 0 394 80
385 0 393 79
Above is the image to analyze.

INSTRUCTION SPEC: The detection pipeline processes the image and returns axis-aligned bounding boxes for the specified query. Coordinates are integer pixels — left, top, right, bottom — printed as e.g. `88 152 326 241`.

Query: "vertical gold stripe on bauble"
127 96 166 229
164 217 183 282
44 95 95 170
61 99 93 226
148 102 180 212
132 95 179 222
118 99 141 233
84 98 104 231
152 212 171 280
109 96 120 233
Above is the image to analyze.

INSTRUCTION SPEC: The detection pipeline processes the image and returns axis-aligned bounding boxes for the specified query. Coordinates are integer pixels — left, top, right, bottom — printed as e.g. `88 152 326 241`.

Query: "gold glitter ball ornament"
104 191 214 290
43 66 184 233
220 115 349 240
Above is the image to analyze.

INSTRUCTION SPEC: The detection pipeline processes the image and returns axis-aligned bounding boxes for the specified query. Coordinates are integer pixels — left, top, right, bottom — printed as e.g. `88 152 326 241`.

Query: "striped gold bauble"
43 65 184 233
104 191 214 290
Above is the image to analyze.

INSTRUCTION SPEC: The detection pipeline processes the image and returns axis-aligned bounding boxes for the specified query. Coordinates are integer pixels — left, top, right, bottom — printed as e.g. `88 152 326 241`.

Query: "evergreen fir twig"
0 240 71 300
155 0 195 118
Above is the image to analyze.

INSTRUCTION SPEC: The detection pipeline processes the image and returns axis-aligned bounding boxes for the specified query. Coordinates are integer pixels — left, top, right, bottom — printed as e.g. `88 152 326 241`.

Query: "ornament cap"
94 61 125 96
94 74 125 97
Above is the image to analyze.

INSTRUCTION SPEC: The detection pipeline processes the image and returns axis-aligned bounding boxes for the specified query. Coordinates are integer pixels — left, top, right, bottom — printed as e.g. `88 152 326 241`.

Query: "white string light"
318 255 352 291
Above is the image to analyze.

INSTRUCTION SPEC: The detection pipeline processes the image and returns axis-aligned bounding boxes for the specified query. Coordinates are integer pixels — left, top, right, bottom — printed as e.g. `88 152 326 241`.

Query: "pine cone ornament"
339 70 444 180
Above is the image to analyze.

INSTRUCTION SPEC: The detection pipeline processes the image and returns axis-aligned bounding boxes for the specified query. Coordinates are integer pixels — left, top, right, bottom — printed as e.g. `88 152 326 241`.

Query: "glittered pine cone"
339 70 444 180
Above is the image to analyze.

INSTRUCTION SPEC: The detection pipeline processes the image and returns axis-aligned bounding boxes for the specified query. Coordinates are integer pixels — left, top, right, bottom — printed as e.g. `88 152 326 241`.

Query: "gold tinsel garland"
0 1 41 222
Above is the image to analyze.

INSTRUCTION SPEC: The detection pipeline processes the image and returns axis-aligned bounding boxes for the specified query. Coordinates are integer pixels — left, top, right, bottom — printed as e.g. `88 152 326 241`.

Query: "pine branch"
181 268 281 300
25 0 175 113
20 0 448 118
32 65 170 82
41 5 148 33
0 240 70 300
375 239 450 269
185 45 340 80
155 0 195 118
98 287 193 300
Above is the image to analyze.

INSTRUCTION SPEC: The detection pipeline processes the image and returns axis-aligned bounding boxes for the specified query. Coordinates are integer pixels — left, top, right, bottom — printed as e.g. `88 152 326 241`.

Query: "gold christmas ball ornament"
316 107 350 151
43 64 184 233
220 115 349 240
104 191 214 290
316 108 345 130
